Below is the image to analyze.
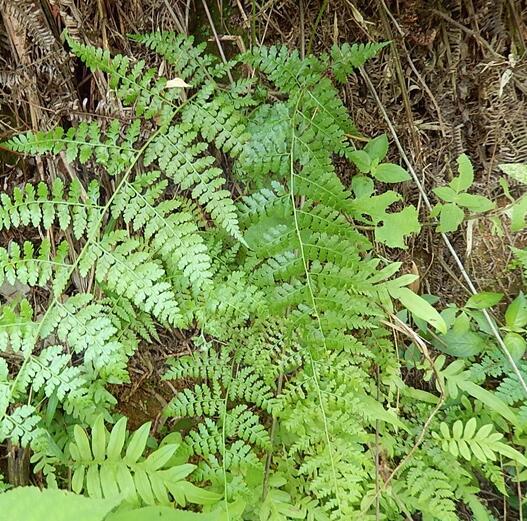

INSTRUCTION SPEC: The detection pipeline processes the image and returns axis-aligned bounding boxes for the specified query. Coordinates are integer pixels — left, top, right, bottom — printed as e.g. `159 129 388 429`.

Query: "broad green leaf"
499 163 527 184
430 203 442 218
99 464 119 499
367 261 402 283
166 481 222 506
372 163 411 183
449 439 459 457
375 205 421 249
107 417 128 461
364 134 388 162
351 175 374 198
0 487 122 521
456 193 495 212
86 464 102 499
458 380 520 428
433 186 457 203
505 293 527 331
465 292 503 309
74 425 92 461
347 150 371 173
458 439 471 460
470 441 487 463
438 203 464 232
510 194 527 231
361 396 410 432
160 463 196 482
435 327 486 358
72 465 86 494
464 417 477 439
450 153 474 192
452 420 463 440
149 473 170 505
401 386 440 404
91 414 106 461
144 444 178 471
134 468 155 505
504 332 526 362
389 286 447 334
115 463 136 500
494 441 527 467
356 190 401 222
125 421 151 464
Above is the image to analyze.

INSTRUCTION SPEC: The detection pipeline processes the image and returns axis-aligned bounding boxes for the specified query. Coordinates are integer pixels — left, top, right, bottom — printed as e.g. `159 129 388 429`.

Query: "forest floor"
0 0 526 428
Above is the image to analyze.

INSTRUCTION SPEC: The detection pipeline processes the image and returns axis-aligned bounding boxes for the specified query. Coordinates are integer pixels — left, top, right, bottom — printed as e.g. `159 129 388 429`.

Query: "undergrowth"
0 31 526 520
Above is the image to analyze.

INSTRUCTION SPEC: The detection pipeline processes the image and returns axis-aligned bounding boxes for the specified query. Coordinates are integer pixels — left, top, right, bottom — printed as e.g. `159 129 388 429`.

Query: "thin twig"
307 0 329 55
201 0 234 85
379 0 447 137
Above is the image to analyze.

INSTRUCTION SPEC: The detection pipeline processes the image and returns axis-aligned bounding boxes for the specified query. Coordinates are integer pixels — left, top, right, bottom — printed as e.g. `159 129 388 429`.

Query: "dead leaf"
409 261 420 293
165 78 191 89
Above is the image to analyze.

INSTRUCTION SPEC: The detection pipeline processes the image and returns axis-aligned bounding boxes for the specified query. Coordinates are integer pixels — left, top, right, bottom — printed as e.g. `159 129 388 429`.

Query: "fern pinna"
1 31 523 521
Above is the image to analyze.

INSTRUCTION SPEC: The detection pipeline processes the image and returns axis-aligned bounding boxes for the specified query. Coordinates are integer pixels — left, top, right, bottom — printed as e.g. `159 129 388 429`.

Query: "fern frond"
402 460 458 521
40 293 133 381
330 42 388 83
164 350 231 381
237 103 291 180
0 299 37 354
181 84 248 156
0 240 70 297
0 177 101 235
17 345 83 400
166 382 224 418
0 405 40 447
5 121 140 176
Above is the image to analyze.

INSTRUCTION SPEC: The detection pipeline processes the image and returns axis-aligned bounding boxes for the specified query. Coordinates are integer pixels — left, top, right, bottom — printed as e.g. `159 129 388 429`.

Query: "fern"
65 36 178 125
17 345 83 400
4 31 516 521
401 459 459 521
69 416 219 507
130 32 218 85
0 240 70 296
330 42 389 82
433 418 527 467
